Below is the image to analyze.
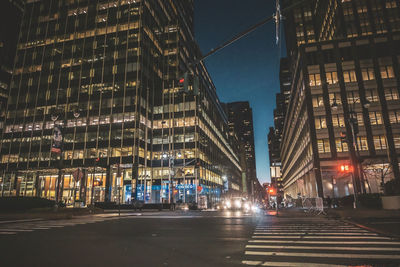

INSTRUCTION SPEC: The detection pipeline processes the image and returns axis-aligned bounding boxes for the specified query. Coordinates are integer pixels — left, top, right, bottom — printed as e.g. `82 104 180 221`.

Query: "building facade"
0 0 242 206
226 101 257 196
0 0 24 136
281 0 400 198
268 58 292 194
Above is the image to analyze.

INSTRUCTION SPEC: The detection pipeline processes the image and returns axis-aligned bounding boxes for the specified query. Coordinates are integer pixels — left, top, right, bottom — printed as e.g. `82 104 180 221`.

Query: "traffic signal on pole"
268 187 276 195
340 132 347 143
183 72 189 93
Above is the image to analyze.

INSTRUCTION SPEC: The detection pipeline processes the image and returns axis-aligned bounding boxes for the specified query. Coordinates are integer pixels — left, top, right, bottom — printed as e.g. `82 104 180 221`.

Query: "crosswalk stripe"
252 235 391 239
242 260 346 267
253 232 378 236
0 232 17 235
0 229 33 232
245 250 400 259
248 240 400 245
246 244 400 251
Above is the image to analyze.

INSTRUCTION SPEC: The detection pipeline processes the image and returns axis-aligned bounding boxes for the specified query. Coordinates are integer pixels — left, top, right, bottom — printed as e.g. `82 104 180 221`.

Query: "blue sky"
194 0 285 184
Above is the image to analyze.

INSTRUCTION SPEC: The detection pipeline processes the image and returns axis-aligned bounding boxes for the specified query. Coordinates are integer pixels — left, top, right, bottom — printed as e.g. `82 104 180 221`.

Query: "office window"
357 113 364 126
389 110 400 124
347 91 360 104
309 73 321 86
312 95 324 107
361 68 375 81
356 136 368 151
365 89 379 102
380 65 395 79
369 111 383 125
335 138 348 152
317 139 331 153
329 92 342 105
343 70 357 82
385 88 399 101
315 116 327 129
393 135 400 148
373 135 387 150
332 114 345 127
326 71 338 84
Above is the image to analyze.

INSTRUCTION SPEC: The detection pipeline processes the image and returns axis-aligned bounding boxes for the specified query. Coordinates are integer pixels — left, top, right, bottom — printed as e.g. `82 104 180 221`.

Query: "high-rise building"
226 101 257 195
280 0 400 198
268 58 292 194
0 0 24 135
0 0 243 206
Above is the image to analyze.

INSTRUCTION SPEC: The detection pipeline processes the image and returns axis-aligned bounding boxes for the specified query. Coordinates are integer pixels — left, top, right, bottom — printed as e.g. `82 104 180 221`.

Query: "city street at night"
1 210 400 267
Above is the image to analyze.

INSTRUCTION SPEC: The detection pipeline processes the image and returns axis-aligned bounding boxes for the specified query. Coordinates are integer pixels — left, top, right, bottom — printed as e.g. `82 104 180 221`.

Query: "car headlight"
226 201 231 208
244 203 250 210
234 199 242 208
251 205 260 212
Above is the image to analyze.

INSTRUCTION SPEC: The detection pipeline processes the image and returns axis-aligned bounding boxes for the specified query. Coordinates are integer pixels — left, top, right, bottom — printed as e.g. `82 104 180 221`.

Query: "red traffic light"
268 187 276 195
96 157 100 162
179 78 185 84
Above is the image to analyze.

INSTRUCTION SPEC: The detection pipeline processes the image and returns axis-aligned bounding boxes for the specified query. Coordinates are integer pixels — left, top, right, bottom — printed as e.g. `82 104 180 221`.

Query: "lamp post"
72 107 81 205
51 109 63 206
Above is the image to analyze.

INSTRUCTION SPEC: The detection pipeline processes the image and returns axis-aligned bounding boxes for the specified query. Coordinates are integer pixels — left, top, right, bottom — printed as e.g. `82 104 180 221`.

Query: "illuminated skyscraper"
0 0 242 205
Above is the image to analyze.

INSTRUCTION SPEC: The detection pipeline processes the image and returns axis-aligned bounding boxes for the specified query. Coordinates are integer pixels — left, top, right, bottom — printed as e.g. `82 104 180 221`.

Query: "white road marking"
253 232 378 236
0 231 17 235
0 218 43 224
245 250 400 259
246 244 400 251
248 240 400 245
242 261 346 267
0 229 33 232
252 235 391 239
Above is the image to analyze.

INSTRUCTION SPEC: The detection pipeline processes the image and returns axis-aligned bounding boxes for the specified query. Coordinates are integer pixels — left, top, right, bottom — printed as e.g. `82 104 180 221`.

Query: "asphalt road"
1 210 400 267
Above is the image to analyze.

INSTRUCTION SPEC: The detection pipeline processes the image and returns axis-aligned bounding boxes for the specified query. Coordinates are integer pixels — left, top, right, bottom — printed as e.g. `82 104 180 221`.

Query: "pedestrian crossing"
242 218 400 266
0 215 121 236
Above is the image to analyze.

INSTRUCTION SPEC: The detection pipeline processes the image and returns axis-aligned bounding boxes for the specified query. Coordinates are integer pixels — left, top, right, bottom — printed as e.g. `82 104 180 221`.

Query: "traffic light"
268 187 276 196
340 132 347 143
339 164 352 173
183 72 189 93
178 72 200 95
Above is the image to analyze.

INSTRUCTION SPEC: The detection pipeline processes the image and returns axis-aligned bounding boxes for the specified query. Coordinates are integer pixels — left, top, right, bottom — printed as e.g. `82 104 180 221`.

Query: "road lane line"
246 244 400 251
244 250 400 259
253 232 378 236
242 261 346 267
248 240 400 245
252 235 391 239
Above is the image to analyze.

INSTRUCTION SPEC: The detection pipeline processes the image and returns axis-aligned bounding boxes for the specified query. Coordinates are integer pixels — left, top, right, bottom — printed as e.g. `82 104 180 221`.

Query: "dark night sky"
194 0 285 184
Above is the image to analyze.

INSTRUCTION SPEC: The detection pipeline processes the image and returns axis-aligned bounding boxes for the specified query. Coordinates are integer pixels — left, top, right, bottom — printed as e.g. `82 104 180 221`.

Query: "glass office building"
0 0 242 206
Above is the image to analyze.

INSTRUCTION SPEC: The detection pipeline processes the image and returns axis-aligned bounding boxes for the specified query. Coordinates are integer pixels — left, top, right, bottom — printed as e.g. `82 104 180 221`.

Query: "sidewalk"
0 207 104 222
326 208 400 238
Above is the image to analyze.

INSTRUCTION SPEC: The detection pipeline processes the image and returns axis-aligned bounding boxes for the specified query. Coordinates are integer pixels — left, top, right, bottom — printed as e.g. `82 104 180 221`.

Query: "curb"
340 218 400 240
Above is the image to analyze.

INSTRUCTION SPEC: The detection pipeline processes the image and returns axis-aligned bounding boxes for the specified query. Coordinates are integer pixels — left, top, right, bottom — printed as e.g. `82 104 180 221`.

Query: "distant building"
280 0 400 198
226 101 257 196
0 0 24 135
268 58 292 194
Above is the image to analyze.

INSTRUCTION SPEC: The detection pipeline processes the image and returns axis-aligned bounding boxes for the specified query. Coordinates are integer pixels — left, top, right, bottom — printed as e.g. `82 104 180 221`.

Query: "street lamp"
50 108 63 205
72 107 81 205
